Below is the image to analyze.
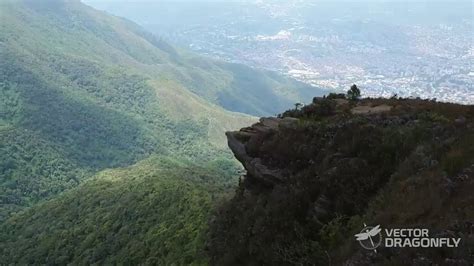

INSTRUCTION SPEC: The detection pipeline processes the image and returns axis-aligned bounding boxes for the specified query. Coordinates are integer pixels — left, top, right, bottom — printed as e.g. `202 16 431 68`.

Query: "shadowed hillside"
1 156 233 265
0 0 276 263
0 0 261 220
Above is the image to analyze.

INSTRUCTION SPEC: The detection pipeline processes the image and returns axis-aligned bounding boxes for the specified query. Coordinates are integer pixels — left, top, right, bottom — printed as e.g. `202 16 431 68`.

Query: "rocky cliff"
225 117 298 186
209 97 474 265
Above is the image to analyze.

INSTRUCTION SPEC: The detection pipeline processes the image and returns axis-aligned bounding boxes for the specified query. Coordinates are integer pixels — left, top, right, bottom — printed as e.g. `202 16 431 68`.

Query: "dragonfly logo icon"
355 223 383 253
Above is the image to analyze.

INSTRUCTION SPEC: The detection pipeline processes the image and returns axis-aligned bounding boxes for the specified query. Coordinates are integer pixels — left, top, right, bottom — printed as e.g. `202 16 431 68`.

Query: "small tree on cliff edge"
347 84 361 101
294 102 303 110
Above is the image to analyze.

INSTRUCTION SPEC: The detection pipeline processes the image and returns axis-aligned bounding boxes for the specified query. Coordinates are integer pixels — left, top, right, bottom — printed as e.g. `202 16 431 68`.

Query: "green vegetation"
0 128 88 221
0 156 235 265
0 0 257 220
0 0 295 263
0 0 318 224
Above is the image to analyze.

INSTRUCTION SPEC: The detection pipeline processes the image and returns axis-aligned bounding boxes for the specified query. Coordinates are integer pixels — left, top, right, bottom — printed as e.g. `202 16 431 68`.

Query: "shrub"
347 84 361 100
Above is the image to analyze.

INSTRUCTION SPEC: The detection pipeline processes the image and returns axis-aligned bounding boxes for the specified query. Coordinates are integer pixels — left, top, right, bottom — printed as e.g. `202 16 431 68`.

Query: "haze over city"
84 0 473 104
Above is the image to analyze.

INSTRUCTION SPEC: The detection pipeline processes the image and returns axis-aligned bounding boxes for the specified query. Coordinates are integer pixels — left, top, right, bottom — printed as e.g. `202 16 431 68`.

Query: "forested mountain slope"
1 156 233 265
0 0 283 263
0 0 258 221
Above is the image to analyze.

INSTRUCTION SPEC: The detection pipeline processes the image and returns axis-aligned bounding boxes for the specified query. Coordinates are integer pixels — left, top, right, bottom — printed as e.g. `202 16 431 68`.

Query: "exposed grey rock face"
226 117 298 186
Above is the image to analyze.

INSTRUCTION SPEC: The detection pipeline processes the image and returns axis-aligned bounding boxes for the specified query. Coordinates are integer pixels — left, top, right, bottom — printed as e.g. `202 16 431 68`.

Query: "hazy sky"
83 0 473 3
82 0 473 24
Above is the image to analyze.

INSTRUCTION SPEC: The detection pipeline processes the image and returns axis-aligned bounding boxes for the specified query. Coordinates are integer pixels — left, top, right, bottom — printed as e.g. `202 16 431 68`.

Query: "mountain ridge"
0 1 268 263
1 0 263 220
210 97 474 265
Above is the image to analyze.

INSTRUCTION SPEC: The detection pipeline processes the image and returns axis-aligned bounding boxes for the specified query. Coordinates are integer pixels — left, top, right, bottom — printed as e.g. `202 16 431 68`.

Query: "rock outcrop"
226 117 298 186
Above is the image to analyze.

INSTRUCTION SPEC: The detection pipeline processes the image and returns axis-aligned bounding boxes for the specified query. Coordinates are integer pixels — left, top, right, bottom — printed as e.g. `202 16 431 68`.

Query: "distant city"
87 0 474 104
